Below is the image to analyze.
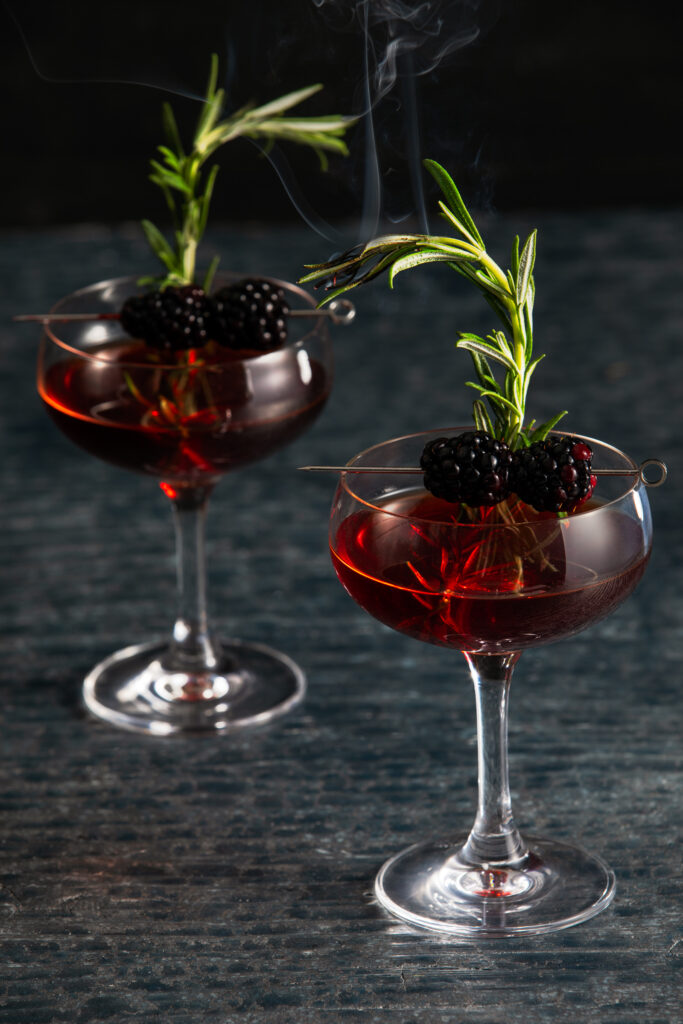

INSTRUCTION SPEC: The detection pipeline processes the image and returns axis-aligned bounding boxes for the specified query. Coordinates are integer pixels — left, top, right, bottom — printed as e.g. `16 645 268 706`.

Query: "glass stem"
460 652 528 867
167 485 219 670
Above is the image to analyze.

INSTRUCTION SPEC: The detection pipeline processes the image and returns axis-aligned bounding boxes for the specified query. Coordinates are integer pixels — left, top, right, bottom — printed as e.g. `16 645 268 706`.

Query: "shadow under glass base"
83 639 306 736
375 835 615 936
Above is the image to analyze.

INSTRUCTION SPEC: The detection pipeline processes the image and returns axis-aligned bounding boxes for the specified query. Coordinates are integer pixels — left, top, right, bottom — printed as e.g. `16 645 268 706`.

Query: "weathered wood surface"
0 219 681 1022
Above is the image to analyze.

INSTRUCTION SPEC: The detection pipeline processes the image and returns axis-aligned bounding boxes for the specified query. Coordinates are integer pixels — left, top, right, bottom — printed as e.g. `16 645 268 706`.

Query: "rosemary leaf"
528 410 568 442
510 235 520 279
245 84 324 119
141 219 176 270
471 388 520 414
473 400 496 435
141 55 355 289
299 158 565 446
423 159 484 247
162 103 184 158
157 146 181 170
469 349 497 388
388 251 465 286
457 338 518 373
202 254 221 293
516 230 537 308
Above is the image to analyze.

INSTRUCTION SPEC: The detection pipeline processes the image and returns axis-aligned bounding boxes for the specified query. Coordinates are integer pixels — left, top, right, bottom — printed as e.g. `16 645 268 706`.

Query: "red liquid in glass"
40 340 330 484
331 489 648 653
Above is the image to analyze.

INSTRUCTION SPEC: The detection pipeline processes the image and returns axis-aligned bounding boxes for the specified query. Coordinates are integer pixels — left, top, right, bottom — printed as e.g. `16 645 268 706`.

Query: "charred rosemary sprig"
142 53 355 291
300 159 566 448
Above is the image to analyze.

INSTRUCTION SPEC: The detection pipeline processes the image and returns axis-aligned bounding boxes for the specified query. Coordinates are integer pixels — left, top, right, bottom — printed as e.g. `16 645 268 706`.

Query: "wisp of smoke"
313 0 482 107
6 0 354 243
4 0 205 102
311 0 494 237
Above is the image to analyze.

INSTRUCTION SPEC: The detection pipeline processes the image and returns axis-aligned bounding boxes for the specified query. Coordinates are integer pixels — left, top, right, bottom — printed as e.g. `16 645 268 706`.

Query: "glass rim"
43 273 328 370
339 427 641 526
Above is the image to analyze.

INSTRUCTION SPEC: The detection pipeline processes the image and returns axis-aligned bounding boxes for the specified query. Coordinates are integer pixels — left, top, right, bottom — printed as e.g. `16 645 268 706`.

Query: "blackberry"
420 431 513 507
512 435 596 513
120 285 210 352
210 278 290 352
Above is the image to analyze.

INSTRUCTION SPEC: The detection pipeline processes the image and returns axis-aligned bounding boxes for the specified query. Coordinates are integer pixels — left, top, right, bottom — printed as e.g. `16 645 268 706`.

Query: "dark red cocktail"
332 489 649 654
41 338 330 485
37 274 333 735
328 429 653 936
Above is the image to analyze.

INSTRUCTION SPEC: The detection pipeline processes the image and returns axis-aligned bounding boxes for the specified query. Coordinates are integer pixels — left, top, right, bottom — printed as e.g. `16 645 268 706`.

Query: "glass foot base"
83 639 305 736
375 835 615 936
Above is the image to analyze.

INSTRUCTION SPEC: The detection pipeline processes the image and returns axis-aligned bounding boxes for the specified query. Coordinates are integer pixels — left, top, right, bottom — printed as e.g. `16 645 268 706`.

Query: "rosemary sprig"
141 53 355 291
300 159 566 448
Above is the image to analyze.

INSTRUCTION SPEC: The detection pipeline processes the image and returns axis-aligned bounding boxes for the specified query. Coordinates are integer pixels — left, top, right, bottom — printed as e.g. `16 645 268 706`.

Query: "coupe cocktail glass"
38 274 333 736
329 429 652 935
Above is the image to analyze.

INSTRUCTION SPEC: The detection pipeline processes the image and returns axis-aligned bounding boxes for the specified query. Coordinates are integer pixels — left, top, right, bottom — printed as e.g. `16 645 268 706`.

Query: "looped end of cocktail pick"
325 298 356 326
281 299 356 325
299 458 669 488
637 458 667 487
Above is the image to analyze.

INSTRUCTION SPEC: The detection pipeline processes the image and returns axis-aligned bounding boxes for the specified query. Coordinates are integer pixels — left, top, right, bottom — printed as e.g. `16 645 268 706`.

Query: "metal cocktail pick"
299 459 668 487
13 298 356 327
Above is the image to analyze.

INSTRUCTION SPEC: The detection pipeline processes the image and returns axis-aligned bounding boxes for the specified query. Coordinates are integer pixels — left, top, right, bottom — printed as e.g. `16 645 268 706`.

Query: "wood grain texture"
0 219 681 1022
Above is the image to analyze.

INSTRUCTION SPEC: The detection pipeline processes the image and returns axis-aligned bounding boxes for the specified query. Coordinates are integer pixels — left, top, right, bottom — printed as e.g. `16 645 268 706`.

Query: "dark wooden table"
1 217 681 1022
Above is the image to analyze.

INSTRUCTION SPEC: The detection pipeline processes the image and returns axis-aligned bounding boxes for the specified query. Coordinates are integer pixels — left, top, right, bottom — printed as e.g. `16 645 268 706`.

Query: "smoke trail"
5 0 354 243
247 141 348 244
3 0 204 102
313 0 482 105
7 0 496 241
312 0 496 236
359 0 383 238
